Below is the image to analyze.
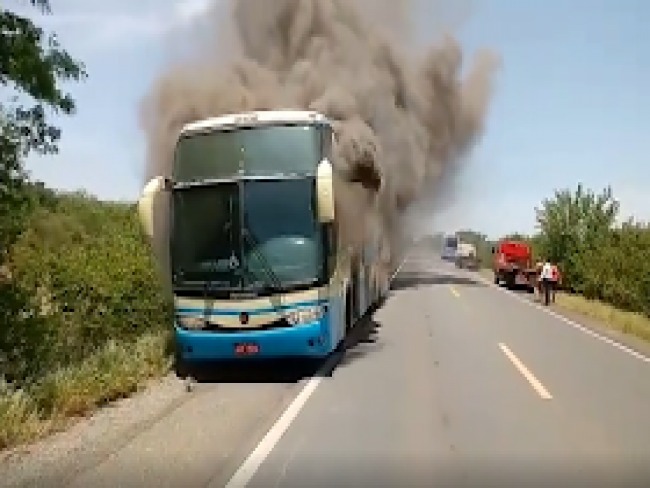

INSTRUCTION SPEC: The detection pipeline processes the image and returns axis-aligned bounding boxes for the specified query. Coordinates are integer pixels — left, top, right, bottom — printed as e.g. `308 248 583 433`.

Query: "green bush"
0 192 173 386
0 330 170 450
0 1 175 449
470 185 649 318
576 221 650 316
532 184 649 317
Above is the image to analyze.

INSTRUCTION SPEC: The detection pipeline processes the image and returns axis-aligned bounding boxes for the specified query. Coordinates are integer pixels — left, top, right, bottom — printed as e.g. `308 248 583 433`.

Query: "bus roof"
180 110 331 135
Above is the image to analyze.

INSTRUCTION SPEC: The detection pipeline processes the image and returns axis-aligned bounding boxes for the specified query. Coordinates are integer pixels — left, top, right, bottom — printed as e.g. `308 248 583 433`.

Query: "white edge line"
389 253 410 284
222 355 336 488
475 271 650 364
223 256 410 488
499 343 553 400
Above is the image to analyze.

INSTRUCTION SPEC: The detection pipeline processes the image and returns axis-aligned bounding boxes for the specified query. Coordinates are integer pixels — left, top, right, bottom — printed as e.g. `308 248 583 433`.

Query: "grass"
554 293 650 342
478 268 650 344
0 331 171 451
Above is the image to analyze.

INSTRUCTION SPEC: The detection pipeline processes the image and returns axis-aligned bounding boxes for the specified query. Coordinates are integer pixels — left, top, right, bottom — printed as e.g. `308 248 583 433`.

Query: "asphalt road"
7 247 650 487
229 249 650 487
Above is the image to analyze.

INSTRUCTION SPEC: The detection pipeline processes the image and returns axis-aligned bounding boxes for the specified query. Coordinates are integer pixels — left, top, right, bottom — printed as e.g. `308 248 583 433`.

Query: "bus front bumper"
175 320 333 361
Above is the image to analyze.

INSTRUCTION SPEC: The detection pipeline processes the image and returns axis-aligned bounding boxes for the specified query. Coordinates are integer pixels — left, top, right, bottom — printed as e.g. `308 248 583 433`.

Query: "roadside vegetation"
431 184 650 345
2 0 648 455
1 2 172 450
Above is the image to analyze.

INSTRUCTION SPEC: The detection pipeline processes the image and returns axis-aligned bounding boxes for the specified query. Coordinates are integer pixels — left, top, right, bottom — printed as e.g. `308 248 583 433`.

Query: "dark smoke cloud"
139 0 499 283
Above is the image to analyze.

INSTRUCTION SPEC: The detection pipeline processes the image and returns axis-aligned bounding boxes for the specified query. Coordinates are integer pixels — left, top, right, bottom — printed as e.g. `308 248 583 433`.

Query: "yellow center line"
499 343 553 400
449 286 460 298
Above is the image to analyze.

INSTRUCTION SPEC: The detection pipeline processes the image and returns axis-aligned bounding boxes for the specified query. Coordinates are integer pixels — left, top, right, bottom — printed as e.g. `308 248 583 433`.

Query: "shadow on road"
498 282 537 294
336 313 383 368
391 270 487 291
185 356 326 385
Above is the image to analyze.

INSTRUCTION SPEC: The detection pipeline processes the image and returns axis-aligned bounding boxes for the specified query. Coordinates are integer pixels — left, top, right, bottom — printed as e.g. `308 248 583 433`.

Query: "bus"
441 234 459 261
137 110 395 377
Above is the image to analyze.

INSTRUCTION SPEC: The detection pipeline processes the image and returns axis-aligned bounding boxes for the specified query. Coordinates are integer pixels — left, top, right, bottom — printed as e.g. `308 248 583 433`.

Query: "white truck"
454 242 479 270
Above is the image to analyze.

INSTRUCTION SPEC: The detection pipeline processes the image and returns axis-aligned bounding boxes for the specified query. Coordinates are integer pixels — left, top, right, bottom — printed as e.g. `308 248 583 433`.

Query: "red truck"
491 240 537 293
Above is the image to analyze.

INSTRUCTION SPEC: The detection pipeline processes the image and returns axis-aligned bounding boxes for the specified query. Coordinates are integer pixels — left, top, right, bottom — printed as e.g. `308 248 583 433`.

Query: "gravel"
0 375 189 488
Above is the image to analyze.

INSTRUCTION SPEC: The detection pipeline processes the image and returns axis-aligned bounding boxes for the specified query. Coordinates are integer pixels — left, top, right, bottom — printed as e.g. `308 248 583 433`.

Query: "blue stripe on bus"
175 298 328 316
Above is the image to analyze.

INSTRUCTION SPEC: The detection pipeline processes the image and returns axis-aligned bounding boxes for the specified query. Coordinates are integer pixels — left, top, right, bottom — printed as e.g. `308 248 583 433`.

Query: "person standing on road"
535 260 544 296
539 259 553 306
550 262 561 303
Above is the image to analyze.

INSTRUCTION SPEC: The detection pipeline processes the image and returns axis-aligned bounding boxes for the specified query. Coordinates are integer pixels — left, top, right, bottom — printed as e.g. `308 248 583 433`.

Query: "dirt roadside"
0 365 314 488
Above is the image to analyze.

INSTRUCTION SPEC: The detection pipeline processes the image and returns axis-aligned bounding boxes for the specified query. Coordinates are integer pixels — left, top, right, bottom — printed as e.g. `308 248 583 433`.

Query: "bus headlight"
176 315 207 330
285 305 325 326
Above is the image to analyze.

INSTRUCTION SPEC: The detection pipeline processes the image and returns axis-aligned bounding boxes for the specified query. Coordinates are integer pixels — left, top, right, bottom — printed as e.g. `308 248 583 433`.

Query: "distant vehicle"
455 242 479 270
491 239 537 292
441 234 458 261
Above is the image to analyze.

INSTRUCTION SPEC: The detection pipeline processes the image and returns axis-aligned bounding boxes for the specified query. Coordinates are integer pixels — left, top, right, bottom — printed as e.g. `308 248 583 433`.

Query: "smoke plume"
139 0 499 284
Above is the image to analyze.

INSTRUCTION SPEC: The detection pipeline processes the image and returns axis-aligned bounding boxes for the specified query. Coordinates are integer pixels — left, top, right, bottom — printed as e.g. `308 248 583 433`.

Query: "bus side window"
323 221 338 276
321 125 333 160
321 223 329 277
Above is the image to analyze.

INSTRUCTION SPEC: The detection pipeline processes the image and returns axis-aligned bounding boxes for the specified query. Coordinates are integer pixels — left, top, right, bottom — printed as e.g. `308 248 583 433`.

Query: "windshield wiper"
240 225 285 311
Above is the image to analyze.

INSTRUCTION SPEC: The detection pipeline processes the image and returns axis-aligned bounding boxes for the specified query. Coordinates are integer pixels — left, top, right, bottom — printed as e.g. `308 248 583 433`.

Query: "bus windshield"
241 178 324 289
170 178 325 292
173 124 323 183
170 183 241 288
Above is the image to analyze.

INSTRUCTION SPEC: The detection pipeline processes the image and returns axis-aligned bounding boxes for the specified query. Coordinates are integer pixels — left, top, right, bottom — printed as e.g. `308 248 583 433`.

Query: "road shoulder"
477 268 650 360
544 300 650 359
0 375 188 488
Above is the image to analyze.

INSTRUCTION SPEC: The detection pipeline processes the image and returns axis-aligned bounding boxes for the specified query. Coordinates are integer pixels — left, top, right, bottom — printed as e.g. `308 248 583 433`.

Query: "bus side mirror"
137 176 170 239
491 246 496 254
316 159 335 223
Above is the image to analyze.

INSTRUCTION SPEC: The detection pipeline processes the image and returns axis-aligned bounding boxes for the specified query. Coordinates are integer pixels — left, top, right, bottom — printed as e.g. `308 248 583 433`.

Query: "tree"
501 232 530 241
1 1 87 153
1 0 87 382
534 183 619 290
1 0 86 248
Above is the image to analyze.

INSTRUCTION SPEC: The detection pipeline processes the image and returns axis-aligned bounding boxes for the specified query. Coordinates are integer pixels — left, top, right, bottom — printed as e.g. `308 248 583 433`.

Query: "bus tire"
173 351 190 380
345 288 354 332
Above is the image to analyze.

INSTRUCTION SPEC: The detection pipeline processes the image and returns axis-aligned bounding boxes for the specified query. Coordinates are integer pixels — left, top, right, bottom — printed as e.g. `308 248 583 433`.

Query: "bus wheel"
174 351 190 380
345 290 354 332
335 336 348 354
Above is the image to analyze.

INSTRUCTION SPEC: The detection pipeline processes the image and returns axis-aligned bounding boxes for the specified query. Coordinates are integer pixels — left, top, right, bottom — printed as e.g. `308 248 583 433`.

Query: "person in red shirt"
549 263 561 303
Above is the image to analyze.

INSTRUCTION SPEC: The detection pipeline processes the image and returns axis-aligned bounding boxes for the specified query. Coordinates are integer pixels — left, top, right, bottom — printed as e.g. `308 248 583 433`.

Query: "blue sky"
9 0 650 239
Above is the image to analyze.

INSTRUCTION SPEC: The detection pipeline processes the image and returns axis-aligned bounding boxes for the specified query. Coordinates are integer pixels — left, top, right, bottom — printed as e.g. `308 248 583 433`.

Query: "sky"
7 0 650 239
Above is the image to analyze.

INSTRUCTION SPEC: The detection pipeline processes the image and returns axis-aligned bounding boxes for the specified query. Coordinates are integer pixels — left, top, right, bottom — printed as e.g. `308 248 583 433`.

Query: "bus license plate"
234 343 259 355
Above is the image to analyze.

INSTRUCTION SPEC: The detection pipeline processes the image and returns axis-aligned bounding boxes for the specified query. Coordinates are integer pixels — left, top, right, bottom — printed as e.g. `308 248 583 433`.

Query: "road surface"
4 247 650 487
